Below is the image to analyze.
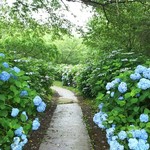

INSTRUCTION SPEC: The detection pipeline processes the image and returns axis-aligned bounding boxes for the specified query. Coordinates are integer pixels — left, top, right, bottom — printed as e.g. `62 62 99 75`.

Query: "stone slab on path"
39 86 92 150
51 86 78 103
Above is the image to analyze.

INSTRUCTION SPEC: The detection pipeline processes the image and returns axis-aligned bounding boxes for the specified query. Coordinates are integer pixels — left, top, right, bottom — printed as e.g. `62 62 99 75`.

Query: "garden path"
39 86 92 150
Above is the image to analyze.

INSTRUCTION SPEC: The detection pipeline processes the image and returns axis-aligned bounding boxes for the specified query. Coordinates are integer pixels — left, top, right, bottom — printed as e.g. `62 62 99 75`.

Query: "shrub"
55 64 84 87
77 50 145 98
0 53 46 150
94 63 150 150
13 58 55 99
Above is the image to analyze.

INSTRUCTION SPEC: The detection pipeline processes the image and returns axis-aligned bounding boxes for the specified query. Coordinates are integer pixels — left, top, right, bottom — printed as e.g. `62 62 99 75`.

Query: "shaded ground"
24 88 109 150
78 95 109 150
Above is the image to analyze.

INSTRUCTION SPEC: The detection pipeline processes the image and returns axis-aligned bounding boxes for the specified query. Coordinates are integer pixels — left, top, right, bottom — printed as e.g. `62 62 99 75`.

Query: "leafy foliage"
77 50 145 97
94 63 150 149
0 53 46 150
53 35 89 65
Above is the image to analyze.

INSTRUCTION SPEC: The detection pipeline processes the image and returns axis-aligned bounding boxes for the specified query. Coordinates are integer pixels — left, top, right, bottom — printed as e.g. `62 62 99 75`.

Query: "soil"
77 95 109 150
24 90 109 150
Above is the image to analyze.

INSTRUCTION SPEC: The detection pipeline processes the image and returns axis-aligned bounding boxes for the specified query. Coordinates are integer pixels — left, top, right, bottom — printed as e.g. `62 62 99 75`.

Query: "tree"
83 2 150 56
53 35 89 64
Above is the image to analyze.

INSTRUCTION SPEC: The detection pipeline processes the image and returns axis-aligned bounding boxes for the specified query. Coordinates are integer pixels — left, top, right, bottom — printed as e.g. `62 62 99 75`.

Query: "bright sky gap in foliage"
5 0 93 35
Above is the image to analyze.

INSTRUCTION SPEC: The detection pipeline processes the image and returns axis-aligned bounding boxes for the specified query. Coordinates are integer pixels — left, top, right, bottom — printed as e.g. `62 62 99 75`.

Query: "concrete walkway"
39 86 92 150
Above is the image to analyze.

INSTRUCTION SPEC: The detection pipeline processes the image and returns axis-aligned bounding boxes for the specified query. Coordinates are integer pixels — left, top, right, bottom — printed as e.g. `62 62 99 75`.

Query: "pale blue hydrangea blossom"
32 118 40 130
2 62 9 68
135 65 147 74
0 53 5 58
130 128 148 140
11 108 19 117
128 138 138 149
118 131 127 140
140 129 148 140
140 114 149 123
137 139 150 150
20 90 28 97
98 103 104 110
143 68 150 79
12 67 20 73
0 53 5 57
37 102 46 112
11 134 28 150
0 71 10 81
118 82 127 93
137 78 150 90
106 78 121 90
93 111 108 129
110 140 124 150
106 126 116 144
106 82 114 90
110 92 115 97
33 96 42 106
14 127 23 137
130 73 141 80
118 96 124 100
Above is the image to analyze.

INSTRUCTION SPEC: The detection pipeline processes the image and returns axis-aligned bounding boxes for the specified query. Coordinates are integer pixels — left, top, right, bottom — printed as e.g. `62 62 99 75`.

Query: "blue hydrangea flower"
20 134 28 147
132 129 141 138
21 111 28 120
33 96 42 106
118 131 127 140
21 134 27 140
110 140 124 150
128 138 138 149
140 114 149 123
118 96 124 100
106 82 114 90
20 90 28 97
0 53 5 57
98 103 104 110
118 82 127 93
140 129 148 140
111 78 121 84
106 126 116 141
0 71 10 81
137 78 150 90
130 73 141 80
11 134 28 149
110 92 115 97
32 118 40 130
13 137 20 144
2 62 9 68
138 139 149 150
143 68 150 79
14 127 23 136
112 136 118 141
11 108 19 117
93 111 107 129
37 102 46 112
135 65 147 74
12 66 20 73
11 144 22 150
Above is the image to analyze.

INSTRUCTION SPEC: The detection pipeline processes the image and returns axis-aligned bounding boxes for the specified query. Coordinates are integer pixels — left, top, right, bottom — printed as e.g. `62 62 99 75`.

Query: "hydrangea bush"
94 64 150 150
77 50 145 97
55 64 84 87
0 53 46 150
13 58 54 99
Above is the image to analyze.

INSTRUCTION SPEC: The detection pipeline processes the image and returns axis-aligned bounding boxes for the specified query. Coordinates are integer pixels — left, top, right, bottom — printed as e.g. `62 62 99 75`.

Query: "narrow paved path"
39 86 92 150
